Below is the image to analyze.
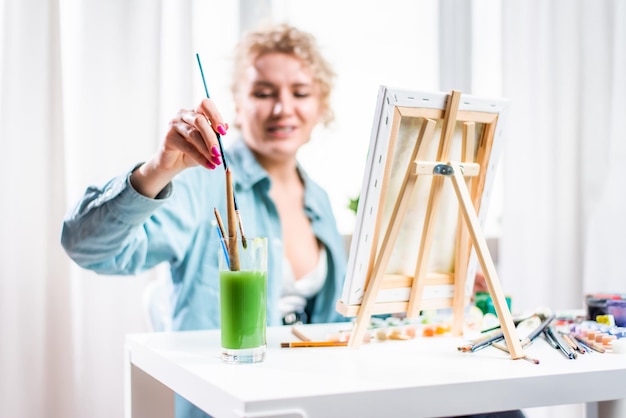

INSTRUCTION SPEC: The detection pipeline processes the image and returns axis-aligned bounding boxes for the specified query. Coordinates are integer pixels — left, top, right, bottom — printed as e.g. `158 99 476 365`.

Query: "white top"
278 246 327 319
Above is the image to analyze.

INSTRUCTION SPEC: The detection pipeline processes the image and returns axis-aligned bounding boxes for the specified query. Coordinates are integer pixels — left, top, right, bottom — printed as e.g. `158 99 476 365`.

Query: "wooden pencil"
280 341 348 348
567 333 586 354
291 327 311 342
562 333 583 354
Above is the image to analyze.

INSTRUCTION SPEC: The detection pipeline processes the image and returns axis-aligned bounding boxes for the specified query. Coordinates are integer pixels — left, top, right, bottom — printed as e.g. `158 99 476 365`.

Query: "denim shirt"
61 139 348 331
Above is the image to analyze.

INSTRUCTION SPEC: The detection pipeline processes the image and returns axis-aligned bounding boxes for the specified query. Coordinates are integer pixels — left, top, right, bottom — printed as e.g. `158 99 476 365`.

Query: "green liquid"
220 270 267 349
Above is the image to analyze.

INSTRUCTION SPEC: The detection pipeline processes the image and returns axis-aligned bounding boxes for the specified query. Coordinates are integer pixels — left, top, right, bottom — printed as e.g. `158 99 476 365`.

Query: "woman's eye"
253 91 274 99
294 91 310 98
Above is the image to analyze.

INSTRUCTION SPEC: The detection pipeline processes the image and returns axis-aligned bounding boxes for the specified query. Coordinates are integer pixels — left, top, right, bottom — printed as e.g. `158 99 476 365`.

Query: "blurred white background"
1 1 625 417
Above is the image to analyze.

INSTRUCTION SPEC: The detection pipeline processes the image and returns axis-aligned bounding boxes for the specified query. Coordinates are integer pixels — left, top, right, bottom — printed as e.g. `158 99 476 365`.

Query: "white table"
125 323 626 418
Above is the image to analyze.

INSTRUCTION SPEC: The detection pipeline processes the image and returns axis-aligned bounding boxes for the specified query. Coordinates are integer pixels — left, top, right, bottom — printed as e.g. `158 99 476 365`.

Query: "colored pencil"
281 341 348 348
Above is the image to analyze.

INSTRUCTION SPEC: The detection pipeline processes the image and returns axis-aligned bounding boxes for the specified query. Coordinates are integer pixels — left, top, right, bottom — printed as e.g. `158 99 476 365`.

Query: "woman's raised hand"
130 98 229 198
161 98 228 172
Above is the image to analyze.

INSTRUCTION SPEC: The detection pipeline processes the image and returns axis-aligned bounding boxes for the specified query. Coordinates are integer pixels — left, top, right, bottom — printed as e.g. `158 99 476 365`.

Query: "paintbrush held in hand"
196 53 247 249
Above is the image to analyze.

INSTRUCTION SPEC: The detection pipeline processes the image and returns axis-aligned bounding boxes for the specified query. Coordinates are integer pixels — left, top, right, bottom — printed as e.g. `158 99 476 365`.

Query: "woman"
61 23 524 418
62 24 347 418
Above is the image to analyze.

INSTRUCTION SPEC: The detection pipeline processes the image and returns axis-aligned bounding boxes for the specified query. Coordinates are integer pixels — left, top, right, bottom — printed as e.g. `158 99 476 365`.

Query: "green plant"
348 196 359 214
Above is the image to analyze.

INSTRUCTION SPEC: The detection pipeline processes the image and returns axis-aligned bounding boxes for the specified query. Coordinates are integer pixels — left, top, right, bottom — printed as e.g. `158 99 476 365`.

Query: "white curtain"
0 0 73 416
500 5 625 416
500 0 626 313
1 1 624 418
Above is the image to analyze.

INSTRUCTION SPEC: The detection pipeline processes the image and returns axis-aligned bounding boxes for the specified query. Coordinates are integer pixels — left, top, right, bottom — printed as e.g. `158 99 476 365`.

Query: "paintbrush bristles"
225 168 239 270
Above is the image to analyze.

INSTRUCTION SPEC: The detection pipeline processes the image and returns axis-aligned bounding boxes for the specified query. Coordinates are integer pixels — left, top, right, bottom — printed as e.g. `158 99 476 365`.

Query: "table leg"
597 400 626 418
125 360 174 418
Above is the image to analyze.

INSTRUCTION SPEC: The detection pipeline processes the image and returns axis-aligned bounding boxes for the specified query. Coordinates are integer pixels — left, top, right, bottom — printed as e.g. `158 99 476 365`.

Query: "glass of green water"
218 237 268 364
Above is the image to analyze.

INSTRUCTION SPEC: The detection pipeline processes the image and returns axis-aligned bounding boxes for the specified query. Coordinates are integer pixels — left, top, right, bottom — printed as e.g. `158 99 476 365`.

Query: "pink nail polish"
217 124 227 136
211 145 221 157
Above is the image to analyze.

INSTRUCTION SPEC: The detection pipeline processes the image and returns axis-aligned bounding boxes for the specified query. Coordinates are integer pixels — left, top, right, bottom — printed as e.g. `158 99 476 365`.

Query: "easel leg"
450 122 477 336
448 162 525 359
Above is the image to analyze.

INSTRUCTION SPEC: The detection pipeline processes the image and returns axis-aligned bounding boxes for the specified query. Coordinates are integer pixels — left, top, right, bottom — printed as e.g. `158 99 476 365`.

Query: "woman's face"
235 52 323 163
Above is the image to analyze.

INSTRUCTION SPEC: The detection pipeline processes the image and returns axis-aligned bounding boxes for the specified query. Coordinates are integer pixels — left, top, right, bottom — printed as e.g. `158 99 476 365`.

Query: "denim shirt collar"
227 138 323 222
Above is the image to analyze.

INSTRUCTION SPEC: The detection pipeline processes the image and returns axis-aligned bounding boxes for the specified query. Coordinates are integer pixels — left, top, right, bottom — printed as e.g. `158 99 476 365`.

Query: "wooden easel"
338 90 524 360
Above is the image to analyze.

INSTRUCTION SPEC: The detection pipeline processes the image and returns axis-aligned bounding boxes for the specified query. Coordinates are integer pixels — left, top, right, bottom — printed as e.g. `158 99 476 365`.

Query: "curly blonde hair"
231 23 335 126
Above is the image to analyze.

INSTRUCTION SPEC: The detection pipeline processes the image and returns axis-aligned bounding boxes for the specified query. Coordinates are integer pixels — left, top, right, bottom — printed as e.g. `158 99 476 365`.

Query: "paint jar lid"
607 299 626 327
585 293 625 322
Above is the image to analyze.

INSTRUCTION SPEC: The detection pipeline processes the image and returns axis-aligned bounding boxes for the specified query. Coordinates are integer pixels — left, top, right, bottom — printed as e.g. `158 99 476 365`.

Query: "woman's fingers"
175 109 223 167
196 98 229 136
160 99 228 172
166 129 218 169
